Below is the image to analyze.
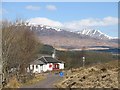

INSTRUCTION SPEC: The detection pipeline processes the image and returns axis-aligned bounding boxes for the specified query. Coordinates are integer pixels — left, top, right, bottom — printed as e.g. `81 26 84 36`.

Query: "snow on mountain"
75 29 117 40
27 23 62 32
25 22 117 40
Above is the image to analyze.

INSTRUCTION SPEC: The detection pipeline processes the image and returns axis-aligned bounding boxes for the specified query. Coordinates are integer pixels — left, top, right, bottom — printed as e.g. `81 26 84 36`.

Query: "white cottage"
27 56 64 73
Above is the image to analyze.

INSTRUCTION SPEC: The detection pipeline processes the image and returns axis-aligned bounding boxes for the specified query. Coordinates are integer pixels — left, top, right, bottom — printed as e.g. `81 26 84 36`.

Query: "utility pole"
81 46 86 67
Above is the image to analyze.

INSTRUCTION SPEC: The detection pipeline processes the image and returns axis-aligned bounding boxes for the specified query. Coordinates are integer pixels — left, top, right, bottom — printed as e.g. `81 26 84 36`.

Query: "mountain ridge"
27 23 117 40
19 23 118 48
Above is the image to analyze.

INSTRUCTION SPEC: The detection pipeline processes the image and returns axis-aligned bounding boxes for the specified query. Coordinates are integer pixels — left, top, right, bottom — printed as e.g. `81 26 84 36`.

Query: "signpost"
82 57 85 67
59 72 64 77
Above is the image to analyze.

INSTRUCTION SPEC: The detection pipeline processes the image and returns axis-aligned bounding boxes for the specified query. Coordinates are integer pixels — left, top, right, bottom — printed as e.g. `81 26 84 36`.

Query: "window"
36 65 38 69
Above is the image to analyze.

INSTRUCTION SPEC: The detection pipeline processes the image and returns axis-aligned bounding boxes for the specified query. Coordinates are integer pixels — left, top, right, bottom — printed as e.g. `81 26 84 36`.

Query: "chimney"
52 49 56 58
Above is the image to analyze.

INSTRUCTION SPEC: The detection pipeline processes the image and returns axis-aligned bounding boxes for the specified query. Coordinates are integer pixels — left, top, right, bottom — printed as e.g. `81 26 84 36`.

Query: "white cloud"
25 5 41 10
27 16 118 31
63 16 118 30
102 17 118 26
27 17 63 27
46 5 57 11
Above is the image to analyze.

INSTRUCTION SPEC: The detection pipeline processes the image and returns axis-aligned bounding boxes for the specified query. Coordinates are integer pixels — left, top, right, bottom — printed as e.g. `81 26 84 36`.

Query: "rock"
79 79 83 82
71 82 76 86
82 76 86 79
100 67 107 72
70 76 73 78
67 82 76 88
66 76 68 78
101 75 106 78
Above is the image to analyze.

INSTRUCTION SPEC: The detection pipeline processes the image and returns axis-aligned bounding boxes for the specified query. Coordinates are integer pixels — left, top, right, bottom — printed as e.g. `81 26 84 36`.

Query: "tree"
2 20 41 83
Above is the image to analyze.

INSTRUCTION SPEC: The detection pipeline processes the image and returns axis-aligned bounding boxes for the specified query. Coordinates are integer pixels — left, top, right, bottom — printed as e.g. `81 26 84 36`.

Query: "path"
21 73 63 88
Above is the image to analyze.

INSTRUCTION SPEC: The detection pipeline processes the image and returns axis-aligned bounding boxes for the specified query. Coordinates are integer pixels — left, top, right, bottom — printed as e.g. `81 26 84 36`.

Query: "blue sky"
1 2 118 37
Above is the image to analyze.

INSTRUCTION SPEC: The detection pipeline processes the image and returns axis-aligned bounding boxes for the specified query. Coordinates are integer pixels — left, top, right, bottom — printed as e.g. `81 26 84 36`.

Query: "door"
53 64 59 70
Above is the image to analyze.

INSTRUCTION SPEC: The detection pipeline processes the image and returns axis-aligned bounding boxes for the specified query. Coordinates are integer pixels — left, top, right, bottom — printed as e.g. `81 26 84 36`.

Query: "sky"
1 2 118 37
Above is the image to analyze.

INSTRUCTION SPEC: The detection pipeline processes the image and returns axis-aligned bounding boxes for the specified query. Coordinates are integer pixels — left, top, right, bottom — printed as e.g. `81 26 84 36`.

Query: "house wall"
46 63 64 70
28 63 64 73
46 63 53 71
33 65 39 73
59 63 64 69
42 64 48 72
28 64 43 73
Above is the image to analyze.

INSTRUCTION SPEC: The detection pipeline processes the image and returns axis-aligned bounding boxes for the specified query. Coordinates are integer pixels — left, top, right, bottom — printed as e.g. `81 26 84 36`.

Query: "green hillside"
38 44 118 69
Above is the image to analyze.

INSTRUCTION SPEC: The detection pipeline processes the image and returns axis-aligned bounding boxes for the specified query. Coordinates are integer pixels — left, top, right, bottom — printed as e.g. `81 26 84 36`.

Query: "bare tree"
2 20 41 83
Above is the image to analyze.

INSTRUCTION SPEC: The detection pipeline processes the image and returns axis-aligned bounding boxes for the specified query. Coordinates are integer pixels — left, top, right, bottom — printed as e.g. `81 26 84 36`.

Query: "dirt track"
21 73 62 88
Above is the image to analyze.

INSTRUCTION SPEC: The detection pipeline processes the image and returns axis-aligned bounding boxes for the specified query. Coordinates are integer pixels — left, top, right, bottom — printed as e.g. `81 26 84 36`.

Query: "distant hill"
76 29 118 40
28 24 118 48
15 23 118 49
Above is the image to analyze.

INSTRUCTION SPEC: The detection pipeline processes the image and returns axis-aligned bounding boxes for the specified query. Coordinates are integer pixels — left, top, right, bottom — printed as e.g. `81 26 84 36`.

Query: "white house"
27 55 64 73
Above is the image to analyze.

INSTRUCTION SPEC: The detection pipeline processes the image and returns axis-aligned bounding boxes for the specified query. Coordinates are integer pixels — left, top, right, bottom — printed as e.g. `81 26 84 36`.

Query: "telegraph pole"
82 46 86 67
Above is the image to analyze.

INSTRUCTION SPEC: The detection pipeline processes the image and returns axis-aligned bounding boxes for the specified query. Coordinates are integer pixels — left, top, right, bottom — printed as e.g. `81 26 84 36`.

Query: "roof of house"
38 56 63 64
30 60 46 65
30 56 64 65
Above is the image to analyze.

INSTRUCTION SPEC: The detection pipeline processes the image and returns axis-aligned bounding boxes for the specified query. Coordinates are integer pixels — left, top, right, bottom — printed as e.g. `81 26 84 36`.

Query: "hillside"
24 24 118 48
56 60 118 88
76 29 117 40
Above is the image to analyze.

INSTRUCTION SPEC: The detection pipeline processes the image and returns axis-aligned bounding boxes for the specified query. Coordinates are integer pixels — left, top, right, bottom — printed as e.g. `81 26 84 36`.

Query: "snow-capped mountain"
28 23 117 40
15 22 118 41
14 22 118 48
26 23 62 32
75 29 117 40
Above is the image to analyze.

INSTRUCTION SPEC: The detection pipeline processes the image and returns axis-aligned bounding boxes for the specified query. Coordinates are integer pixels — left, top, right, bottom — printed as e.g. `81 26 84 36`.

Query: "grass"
5 74 45 88
22 74 45 86
55 60 119 88
6 76 22 88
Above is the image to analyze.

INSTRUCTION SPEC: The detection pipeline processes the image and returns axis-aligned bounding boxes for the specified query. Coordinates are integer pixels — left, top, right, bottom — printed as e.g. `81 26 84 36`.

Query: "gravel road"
21 73 63 88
